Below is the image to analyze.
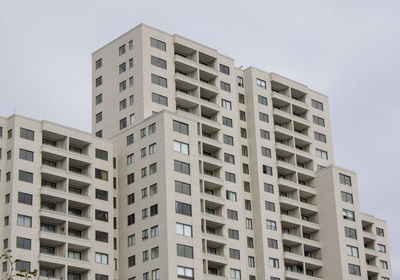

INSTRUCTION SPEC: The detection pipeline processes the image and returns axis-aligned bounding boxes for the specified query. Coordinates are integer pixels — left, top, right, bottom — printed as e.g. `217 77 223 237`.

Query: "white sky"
0 0 399 276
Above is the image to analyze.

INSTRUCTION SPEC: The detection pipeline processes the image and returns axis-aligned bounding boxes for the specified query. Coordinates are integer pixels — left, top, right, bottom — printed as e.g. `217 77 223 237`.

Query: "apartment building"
91 24 392 280
0 115 115 280
0 23 392 280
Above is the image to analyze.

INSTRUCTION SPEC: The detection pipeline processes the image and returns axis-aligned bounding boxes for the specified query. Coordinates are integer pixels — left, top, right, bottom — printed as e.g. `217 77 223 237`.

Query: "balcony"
42 130 67 150
69 138 90 157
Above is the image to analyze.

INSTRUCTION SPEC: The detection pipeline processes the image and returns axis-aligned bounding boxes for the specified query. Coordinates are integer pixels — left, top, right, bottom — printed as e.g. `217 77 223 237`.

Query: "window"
119 80 126 92
127 153 134 165
240 128 247 138
149 143 156 155
177 244 193 258
344 227 357 239
127 172 135 184
150 204 158 216
128 234 136 246
152 92 168 106
17 215 32 227
238 93 245 104
130 94 134 105
225 172 236 182
176 223 192 237
5 193 10 204
151 74 167 87
222 116 233 127
341 191 353 204
95 94 102 105
248 256 255 268
265 201 275 212
221 99 232 110
152 269 160 280
130 113 135 124
119 62 126 73
246 218 253 229
150 37 166 51
264 183 274 193
120 118 127 130
228 229 239 240
266 220 277 230
226 191 237 202
224 153 235 164
314 131 327 143
242 145 248 157
230 268 241 279
380 260 388 269
242 163 249 174
95 274 108 280
20 128 34 141
16 237 31 250
269 258 279 268
343 209 355 221
261 147 271 157
19 170 33 183
268 238 278 249
376 227 385 237
239 110 246 121
177 266 193 279
227 209 238 220
96 130 102 138
127 193 135 205
128 255 136 267
129 40 133 50
315 148 328 160
95 58 102 69
86 152 102 165
229 248 240 260
127 213 135 226
176 201 192 216
219 64 230 75
173 140 189 154
142 250 149 261
237 76 244 87
7 150 11 160
339 173 352 186
244 181 250 192
15 261 30 272
259 112 269 122
6 172 11 182
150 225 159 238
19 149 33 162
95 189 108 201
129 76 134 87
151 55 167 69
346 245 359 258
245 200 252 210
95 231 108 243
174 160 190 174
119 99 127 111
127 134 134 145
175 181 191 195
119 44 126 56
142 188 148 198
313 115 325 126
256 78 266 89
173 120 189 134
258 95 268 105
348 264 360 276
95 169 108 181
95 210 109 222
141 167 147 177
378 244 386 253
311 99 323 110
263 165 273 175
150 183 158 196
220 81 231 92
223 134 234 145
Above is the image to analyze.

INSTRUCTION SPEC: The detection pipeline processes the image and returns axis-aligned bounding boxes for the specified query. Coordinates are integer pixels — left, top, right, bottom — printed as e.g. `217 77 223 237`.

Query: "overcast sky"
1 0 399 276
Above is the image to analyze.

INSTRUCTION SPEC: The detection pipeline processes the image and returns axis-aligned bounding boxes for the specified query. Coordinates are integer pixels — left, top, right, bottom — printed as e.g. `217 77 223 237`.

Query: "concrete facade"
0 23 392 280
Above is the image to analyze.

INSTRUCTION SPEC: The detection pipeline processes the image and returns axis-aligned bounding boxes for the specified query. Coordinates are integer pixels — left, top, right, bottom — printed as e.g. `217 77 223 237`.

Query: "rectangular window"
19 149 34 162
119 99 127 110
95 252 108 265
222 116 233 127
378 244 386 253
344 227 357 239
127 193 135 205
219 64 230 75
130 113 135 124
227 209 238 220
20 128 34 141
376 227 384 237
380 260 388 269
177 266 194 279
256 78 267 89
127 213 135 226
175 181 191 195
151 56 167 69
16 261 30 272
119 44 126 56
119 62 126 73
95 76 102 87
346 245 359 258
226 190 237 202
225 172 236 183
129 76 134 87
246 218 253 229
95 94 102 105
237 76 244 87
151 74 167 87
95 210 109 222
119 80 126 92
176 223 192 237
149 123 156 134
220 81 231 92
269 258 279 268
150 204 158 216
261 147 271 157
149 143 156 155
230 269 241 279
129 94 134 106
174 160 190 174
264 183 274 193
229 248 240 259
315 148 328 160
95 274 108 280
224 153 235 164
242 145 248 157
150 37 166 51
16 237 31 250
223 134 234 145
348 264 361 276
263 165 273 175
245 200 252 210
177 244 193 258
313 115 325 126
239 110 246 121
268 238 278 249
228 229 239 240
129 40 133 50
341 191 353 203
95 58 102 69
259 112 269 122
127 173 135 184
311 99 324 110
238 93 245 104
266 220 277 230
343 209 355 221
173 140 189 154
95 149 108 161
18 192 32 205
95 169 108 181
95 231 108 243
339 173 352 186
221 99 232 110
120 118 127 130
95 189 108 201
152 92 168 106
128 255 136 267
258 95 268 105
265 201 275 212
19 170 33 183
127 153 134 165
175 201 192 216
17 214 32 227
173 120 189 134
128 234 136 246
314 131 327 143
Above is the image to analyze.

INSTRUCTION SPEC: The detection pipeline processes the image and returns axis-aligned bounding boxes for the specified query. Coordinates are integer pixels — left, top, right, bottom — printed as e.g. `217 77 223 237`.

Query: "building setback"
0 23 392 280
